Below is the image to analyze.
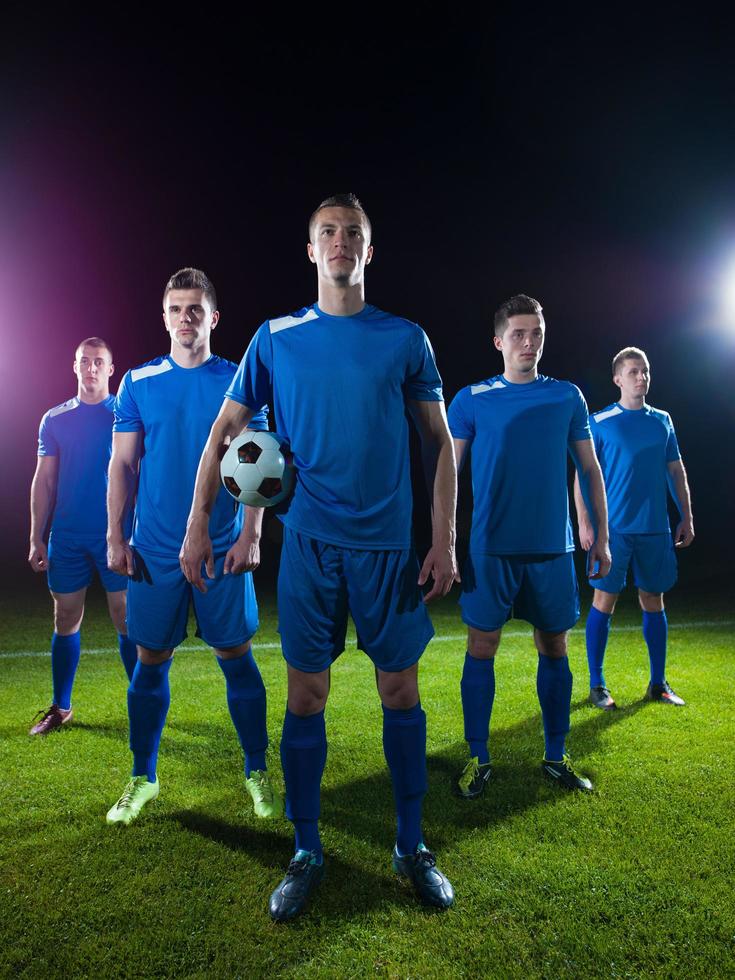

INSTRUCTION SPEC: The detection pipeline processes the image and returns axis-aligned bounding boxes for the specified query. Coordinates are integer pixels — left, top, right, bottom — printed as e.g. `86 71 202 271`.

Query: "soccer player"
574 346 694 709
448 294 611 799
181 194 458 920
28 338 137 735
105 268 281 825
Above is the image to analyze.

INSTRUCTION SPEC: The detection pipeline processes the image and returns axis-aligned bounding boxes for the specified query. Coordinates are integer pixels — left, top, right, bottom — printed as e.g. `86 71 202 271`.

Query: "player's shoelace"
458 758 479 793
249 771 274 804
115 778 143 809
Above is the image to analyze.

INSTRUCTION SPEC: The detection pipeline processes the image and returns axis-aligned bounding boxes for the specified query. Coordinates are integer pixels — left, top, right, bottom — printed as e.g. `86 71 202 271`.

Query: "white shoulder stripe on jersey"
593 405 623 423
131 361 174 383
48 398 80 418
471 380 505 395
269 309 319 334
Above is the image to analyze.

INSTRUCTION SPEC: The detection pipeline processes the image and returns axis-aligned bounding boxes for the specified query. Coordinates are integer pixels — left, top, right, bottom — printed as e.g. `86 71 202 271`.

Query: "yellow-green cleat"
106 776 159 826
456 756 492 799
245 769 283 818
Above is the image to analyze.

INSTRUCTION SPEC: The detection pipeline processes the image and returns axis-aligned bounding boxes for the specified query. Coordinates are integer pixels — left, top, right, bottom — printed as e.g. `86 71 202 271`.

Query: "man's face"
73 344 114 395
614 357 650 400
163 288 219 352
493 314 545 376
307 207 373 286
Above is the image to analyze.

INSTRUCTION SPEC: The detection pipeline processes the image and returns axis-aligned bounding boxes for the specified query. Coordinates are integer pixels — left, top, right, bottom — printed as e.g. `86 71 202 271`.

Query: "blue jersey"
448 374 592 555
114 354 267 558
38 395 117 540
590 402 681 533
226 304 443 550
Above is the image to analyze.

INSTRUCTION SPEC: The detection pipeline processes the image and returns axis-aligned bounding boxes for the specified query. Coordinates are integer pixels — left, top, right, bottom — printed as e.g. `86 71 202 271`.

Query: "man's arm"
223 505 265 575
180 399 255 592
107 431 143 576
572 472 596 551
28 455 59 572
453 437 469 475
572 439 611 579
407 399 459 602
667 458 695 547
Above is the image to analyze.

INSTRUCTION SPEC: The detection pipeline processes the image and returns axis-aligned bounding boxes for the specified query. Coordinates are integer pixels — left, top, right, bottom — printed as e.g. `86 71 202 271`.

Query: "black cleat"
542 755 593 792
456 757 493 799
268 850 325 922
392 844 454 909
588 685 616 710
645 681 685 706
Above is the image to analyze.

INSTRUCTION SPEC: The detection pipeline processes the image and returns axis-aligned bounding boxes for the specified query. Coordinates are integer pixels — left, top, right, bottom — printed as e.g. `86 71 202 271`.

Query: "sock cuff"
642 609 667 622
589 606 612 623
52 630 81 644
463 651 495 673
381 702 424 723
216 649 256 674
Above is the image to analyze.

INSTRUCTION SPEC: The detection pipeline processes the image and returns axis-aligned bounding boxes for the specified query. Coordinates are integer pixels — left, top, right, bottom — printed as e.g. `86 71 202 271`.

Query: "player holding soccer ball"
105 268 281 825
574 347 694 709
28 338 137 735
181 194 458 920
449 295 610 799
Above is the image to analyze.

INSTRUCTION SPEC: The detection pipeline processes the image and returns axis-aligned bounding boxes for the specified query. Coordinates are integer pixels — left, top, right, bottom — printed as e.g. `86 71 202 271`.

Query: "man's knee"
638 590 664 613
215 640 252 660
52 590 86 635
592 589 618 615
468 627 501 660
106 590 128 633
377 664 419 710
138 646 174 666
287 666 330 716
535 629 568 658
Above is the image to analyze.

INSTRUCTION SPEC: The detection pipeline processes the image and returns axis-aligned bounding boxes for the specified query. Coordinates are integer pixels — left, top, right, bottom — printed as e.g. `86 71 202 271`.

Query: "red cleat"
29 705 73 736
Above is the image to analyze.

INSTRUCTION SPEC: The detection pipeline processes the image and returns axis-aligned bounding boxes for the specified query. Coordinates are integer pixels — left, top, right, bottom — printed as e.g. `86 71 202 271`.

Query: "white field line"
1 620 732 661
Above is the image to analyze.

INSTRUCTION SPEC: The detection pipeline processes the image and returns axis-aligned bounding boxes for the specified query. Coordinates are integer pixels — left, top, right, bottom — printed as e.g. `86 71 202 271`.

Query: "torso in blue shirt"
590 402 680 533
226 304 443 550
448 374 592 555
38 396 117 540
114 354 267 558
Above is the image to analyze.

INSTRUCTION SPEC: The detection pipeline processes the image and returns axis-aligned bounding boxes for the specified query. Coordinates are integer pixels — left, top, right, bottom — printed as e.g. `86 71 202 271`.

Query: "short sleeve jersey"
225 304 443 550
37 395 117 540
448 374 592 555
114 354 267 558
590 402 681 533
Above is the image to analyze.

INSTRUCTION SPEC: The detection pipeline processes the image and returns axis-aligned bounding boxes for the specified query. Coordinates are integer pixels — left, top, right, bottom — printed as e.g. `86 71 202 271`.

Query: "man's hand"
418 543 460 603
674 519 695 548
578 519 595 552
224 536 260 575
180 516 215 593
107 537 134 576
28 540 48 573
587 536 612 580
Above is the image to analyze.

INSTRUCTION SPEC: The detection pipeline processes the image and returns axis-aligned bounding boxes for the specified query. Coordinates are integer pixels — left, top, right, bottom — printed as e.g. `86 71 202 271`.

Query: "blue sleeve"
37 413 58 456
113 372 143 433
447 388 475 442
404 327 443 402
589 417 602 456
665 414 681 462
568 385 592 442
226 323 273 411
247 407 269 432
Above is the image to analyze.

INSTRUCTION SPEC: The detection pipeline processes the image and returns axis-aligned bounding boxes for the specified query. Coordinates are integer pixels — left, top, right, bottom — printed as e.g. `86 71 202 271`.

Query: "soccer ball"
220 430 295 508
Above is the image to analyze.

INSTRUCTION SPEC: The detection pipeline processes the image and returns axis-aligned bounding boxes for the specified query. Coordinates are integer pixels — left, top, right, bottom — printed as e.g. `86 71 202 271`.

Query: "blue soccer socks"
51 631 81 711
460 652 495 764
128 658 172 782
643 610 668 687
382 702 427 857
536 654 573 762
217 650 268 776
585 606 611 688
281 708 327 859
118 633 138 682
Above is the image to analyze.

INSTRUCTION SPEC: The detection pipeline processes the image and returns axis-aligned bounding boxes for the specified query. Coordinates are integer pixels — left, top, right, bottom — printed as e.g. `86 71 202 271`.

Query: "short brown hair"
163 267 217 311
493 294 544 337
612 346 648 377
75 337 113 361
308 192 372 243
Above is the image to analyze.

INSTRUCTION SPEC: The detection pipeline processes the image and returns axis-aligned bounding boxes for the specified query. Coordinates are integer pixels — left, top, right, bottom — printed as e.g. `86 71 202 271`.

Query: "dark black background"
2 12 733 596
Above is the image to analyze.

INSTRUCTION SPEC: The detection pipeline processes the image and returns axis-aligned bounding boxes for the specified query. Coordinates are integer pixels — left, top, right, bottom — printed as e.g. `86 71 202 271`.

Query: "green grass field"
1 588 733 979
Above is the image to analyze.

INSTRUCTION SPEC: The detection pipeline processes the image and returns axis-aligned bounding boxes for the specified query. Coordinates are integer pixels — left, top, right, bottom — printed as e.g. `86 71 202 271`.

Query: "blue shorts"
47 533 128 595
460 552 580 634
277 527 434 674
127 547 258 652
592 531 677 595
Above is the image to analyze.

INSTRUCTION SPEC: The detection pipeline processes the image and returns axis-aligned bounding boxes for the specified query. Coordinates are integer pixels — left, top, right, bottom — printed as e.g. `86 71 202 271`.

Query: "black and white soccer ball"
220 430 295 508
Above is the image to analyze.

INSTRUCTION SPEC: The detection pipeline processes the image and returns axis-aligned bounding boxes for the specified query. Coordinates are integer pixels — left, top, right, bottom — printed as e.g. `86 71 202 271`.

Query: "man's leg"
586 590 618 709
106 588 137 681
536 629 592 792
455 627 499 798
30 588 85 734
639 590 684 704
